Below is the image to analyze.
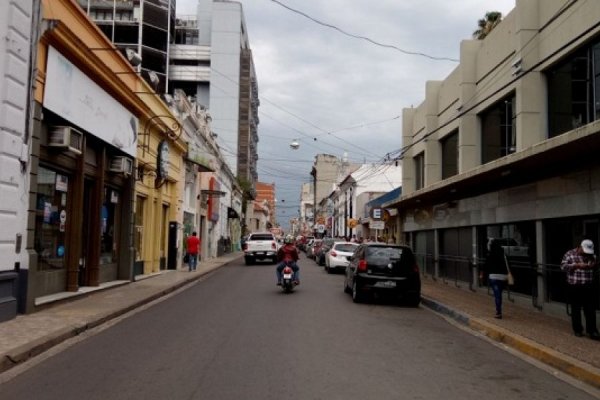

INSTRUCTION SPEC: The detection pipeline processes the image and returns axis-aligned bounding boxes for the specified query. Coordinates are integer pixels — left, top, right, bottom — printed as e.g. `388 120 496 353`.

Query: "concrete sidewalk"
1 253 600 391
421 277 600 389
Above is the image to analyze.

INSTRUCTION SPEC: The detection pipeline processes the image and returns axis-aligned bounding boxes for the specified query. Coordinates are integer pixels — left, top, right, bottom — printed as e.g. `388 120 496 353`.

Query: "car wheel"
326 265 333 274
405 294 421 307
244 257 253 266
352 280 366 303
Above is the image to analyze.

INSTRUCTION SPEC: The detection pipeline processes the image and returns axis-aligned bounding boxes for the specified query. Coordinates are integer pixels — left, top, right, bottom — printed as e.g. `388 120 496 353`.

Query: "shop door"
79 179 96 286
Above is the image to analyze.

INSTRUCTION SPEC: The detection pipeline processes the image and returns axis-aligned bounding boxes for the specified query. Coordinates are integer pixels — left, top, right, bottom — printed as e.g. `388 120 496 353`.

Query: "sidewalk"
421 277 600 389
1 254 600 390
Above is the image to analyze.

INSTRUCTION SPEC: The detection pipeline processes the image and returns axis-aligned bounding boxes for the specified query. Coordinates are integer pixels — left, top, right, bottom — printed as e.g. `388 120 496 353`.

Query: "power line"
268 0 459 62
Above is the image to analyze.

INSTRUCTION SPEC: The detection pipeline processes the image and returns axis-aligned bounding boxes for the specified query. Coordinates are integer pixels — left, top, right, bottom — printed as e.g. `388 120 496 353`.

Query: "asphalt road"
0 254 595 399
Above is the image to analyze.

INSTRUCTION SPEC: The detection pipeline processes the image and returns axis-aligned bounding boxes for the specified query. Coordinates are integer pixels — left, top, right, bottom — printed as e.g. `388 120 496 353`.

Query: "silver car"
325 242 359 273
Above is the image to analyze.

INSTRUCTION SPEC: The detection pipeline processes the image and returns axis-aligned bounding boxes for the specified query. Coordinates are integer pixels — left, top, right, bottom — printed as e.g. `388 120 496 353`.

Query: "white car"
325 242 359 273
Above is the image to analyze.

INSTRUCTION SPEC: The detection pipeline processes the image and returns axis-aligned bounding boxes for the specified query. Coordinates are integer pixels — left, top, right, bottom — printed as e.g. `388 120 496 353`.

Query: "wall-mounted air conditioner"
48 126 83 154
109 156 133 175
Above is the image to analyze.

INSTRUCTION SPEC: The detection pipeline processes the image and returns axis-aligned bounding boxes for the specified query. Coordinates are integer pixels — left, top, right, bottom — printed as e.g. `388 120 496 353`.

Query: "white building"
0 0 36 320
170 0 259 190
333 163 402 239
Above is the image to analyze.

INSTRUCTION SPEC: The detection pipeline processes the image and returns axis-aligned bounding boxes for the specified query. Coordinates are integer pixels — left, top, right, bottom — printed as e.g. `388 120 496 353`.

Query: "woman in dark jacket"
480 239 509 319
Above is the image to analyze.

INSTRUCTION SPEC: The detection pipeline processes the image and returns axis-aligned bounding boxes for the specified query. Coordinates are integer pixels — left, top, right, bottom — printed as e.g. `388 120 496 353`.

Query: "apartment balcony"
169 65 210 82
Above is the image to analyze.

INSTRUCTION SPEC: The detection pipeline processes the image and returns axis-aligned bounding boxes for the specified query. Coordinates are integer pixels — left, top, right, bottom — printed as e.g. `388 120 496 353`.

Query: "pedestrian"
479 238 509 319
186 231 201 272
561 239 600 340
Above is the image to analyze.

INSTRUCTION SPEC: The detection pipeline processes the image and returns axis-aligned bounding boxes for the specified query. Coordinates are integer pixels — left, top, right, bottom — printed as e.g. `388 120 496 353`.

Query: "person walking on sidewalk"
480 238 509 319
186 231 201 272
561 239 600 340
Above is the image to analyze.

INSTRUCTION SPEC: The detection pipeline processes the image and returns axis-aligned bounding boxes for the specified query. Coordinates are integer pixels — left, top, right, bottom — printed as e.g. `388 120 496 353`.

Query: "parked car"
325 242 359 273
315 237 340 266
306 239 321 259
344 243 421 306
298 236 314 252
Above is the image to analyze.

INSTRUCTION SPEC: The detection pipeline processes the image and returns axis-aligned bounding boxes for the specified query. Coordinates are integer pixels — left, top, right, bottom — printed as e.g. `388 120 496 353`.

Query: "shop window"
100 187 120 265
134 196 145 262
477 222 536 296
35 167 69 270
547 40 600 137
439 227 472 283
480 94 516 164
544 217 600 305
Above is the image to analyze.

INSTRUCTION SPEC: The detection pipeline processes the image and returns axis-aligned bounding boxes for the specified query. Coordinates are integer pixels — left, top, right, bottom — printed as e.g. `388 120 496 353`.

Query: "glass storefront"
100 187 120 265
477 222 536 296
35 167 69 270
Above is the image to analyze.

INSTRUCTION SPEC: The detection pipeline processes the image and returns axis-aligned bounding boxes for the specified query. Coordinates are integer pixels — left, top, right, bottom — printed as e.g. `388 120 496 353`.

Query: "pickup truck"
243 232 278 265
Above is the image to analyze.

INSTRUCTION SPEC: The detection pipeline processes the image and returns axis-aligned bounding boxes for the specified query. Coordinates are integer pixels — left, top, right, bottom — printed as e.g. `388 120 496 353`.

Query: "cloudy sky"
176 0 515 230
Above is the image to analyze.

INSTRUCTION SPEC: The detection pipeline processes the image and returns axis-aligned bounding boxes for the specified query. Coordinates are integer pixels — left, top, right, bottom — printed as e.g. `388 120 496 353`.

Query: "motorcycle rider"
276 235 300 285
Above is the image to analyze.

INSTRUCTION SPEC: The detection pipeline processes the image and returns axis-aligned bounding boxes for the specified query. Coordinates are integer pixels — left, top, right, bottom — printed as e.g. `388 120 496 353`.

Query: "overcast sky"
176 0 515 230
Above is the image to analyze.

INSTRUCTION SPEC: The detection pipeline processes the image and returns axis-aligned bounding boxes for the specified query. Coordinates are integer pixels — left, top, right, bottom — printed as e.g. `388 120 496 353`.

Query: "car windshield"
366 246 407 264
251 234 274 241
335 243 358 252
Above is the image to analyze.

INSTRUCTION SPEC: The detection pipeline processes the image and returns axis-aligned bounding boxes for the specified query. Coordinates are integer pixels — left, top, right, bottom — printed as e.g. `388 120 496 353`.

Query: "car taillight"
358 259 367 272
330 251 337 257
272 242 277 249
242 243 247 251
413 264 420 274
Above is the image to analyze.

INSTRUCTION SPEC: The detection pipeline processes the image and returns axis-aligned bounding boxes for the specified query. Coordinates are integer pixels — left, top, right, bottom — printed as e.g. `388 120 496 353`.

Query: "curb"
0 255 242 374
421 296 600 389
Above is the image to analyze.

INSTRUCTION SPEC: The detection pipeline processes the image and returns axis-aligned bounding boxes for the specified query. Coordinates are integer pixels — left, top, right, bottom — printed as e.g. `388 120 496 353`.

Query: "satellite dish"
290 139 300 150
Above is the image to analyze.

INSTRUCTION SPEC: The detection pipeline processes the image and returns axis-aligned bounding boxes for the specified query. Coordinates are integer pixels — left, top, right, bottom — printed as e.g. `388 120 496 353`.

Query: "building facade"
18 0 185 314
77 0 176 94
170 0 259 191
0 0 36 320
387 0 600 317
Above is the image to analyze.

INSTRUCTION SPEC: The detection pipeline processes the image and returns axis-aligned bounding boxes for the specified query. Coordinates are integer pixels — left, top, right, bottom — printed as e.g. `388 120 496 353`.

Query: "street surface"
0 254 596 399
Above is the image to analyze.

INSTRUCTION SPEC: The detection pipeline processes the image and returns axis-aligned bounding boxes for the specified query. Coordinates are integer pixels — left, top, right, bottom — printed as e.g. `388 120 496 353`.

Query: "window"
547 40 600 137
100 187 120 265
414 152 425 190
35 167 69 270
134 196 145 262
481 94 516 164
441 130 458 179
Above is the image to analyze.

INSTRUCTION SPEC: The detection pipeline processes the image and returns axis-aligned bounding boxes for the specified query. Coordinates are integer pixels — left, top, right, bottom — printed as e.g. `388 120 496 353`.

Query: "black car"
344 243 421 306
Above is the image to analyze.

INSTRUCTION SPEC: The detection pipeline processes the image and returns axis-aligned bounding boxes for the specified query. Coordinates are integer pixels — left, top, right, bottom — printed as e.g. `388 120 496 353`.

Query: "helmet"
284 235 294 244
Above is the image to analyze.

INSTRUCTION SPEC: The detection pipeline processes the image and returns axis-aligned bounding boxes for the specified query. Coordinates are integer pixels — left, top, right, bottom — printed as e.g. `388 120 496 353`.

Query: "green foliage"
473 11 502 40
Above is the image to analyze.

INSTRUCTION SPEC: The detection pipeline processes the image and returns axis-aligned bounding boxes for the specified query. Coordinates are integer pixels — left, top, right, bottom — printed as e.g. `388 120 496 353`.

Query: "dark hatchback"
344 243 421 306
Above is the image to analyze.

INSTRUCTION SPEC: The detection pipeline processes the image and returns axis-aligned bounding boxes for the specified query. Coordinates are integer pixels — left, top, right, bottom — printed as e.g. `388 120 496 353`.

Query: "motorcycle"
281 264 297 293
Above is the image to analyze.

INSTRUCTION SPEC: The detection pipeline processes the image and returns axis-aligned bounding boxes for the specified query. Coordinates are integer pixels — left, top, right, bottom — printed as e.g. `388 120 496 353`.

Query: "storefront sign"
157 140 169 179
187 143 215 172
44 47 138 157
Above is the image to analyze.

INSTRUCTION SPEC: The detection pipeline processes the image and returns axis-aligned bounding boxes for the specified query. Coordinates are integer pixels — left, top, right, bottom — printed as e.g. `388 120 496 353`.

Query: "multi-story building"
386 0 600 317
77 0 175 94
299 182 314 235
0 0 36 320
170 0 259 191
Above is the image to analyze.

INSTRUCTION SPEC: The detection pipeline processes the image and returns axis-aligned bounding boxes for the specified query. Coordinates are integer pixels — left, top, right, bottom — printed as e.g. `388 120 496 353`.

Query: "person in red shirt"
186 231 201 271
276 235 300 285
